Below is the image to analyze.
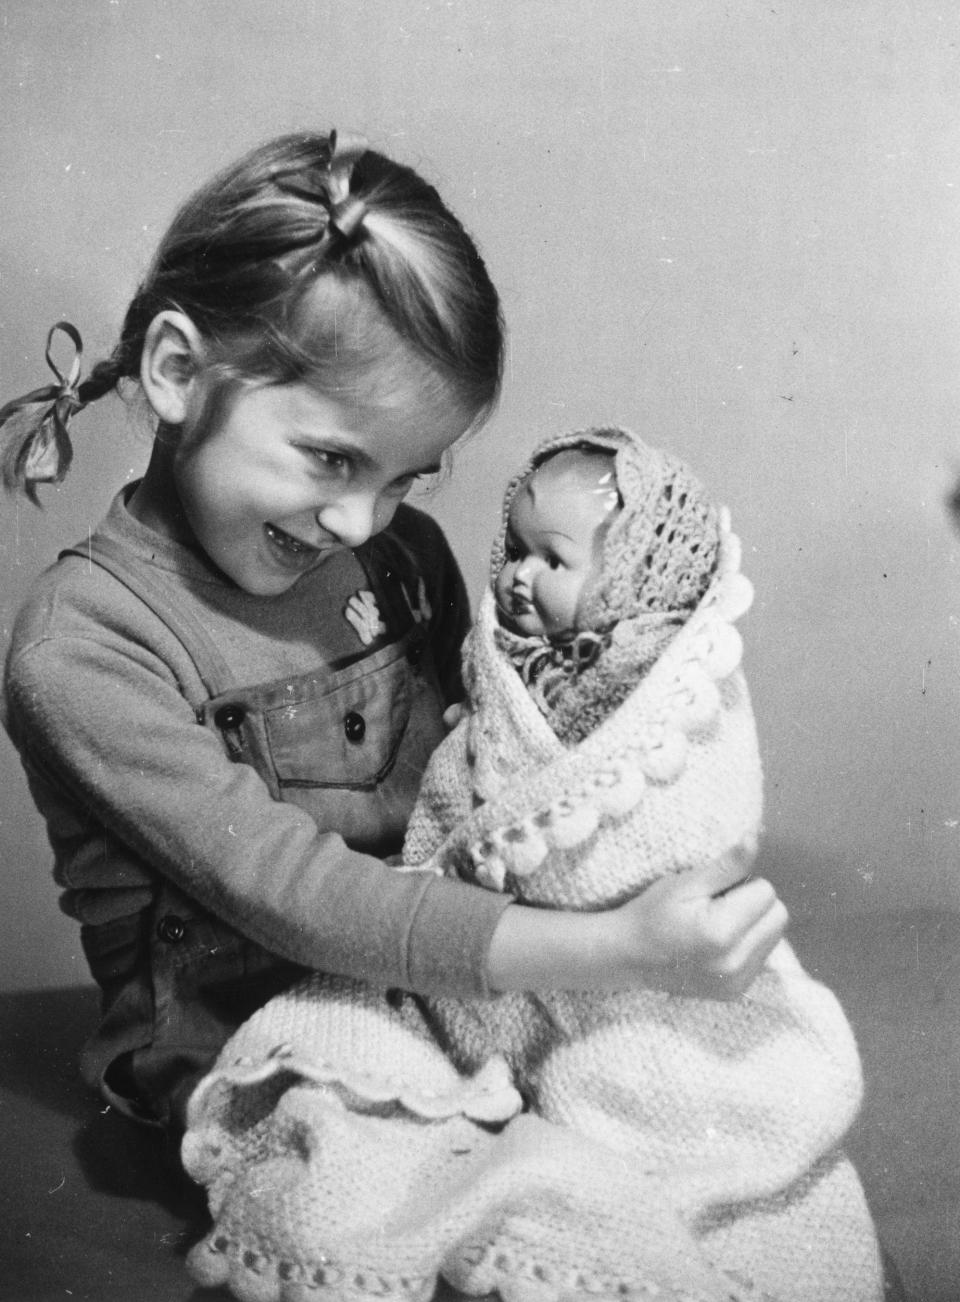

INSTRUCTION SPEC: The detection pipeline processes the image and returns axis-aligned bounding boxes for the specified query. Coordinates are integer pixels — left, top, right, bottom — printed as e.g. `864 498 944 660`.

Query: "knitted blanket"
182 514 882 1301
183 976 767 1302
405 514 881 1297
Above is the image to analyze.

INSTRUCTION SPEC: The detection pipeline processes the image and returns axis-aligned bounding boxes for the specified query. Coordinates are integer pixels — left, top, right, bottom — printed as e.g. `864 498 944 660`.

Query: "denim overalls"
61 531 451 1127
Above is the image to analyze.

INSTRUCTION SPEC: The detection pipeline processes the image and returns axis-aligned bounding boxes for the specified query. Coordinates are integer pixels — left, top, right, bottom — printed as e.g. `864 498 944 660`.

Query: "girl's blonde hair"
1 130 504 502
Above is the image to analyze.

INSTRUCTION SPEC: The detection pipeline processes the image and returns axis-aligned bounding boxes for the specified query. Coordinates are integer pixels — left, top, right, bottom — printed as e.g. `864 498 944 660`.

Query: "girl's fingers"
711 873 782 933
690 849 756 899
711 896 790 997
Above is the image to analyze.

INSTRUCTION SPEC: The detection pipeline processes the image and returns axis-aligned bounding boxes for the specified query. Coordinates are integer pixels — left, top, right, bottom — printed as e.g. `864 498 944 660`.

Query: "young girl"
0 132 786 1144
180 430 881 1302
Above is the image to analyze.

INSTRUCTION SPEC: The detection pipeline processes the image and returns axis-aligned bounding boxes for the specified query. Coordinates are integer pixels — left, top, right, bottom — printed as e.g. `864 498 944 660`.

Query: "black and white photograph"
1 5 958 1300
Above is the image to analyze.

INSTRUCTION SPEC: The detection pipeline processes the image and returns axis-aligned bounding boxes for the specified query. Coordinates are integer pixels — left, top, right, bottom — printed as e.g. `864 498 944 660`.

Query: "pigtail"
0 322 130 506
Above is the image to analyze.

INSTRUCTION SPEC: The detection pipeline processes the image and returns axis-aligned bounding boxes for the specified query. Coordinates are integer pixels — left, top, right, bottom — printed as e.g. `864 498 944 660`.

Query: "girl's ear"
140 311 204 425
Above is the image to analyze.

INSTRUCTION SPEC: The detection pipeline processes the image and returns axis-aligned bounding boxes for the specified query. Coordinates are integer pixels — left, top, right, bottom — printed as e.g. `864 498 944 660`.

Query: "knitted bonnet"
491 426 722 635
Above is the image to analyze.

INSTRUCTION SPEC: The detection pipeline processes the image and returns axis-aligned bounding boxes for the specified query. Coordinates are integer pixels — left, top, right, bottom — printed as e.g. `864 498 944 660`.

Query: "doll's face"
495 450 619 640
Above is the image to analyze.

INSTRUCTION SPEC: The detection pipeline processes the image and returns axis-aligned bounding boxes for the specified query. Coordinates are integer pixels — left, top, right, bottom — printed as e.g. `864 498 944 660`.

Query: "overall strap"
59 535 237 703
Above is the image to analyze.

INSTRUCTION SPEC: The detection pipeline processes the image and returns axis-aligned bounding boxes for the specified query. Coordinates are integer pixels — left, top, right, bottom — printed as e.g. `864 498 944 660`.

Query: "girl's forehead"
297 278 477 421
284 380 465 461
307 347 475 451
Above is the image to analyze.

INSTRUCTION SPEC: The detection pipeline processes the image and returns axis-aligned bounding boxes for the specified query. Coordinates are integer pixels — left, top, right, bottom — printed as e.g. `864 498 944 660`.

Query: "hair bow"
324 129 369 238
0 321 84 504
271 129 369 244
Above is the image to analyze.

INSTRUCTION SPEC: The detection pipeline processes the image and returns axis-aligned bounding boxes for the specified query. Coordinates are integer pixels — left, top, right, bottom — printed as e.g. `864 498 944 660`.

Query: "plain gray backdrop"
1 0 958 989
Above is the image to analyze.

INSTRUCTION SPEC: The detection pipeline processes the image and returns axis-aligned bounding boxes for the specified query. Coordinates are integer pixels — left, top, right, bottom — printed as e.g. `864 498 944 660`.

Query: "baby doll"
401 426 881 1299
183 428 882 1302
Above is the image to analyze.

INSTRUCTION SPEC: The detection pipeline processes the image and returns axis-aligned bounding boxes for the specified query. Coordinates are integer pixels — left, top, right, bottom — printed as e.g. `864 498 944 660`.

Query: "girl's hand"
486 850 787 1000
611 855 788 1000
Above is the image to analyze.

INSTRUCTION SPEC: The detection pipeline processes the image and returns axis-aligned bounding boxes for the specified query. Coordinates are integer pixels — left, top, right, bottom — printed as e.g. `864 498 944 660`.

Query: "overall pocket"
263 645 411 790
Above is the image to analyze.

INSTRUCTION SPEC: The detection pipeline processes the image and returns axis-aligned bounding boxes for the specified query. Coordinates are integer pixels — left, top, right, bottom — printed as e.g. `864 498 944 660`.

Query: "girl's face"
172 381 465 596
495 457 618 640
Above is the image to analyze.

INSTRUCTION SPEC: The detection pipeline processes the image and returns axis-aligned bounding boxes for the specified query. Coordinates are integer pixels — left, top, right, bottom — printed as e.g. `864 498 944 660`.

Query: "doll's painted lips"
507 593 533 617
495 592 534 632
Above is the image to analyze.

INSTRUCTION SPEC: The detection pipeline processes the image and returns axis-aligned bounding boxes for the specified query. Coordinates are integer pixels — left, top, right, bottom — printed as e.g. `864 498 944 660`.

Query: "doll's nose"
514 557 536 586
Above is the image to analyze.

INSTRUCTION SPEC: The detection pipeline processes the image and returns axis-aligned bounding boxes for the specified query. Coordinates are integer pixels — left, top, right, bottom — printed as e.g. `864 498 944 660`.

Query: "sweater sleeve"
4 621 510 998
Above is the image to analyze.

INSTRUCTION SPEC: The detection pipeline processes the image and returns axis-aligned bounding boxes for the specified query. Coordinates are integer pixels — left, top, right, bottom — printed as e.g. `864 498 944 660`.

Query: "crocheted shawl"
181 509 882 1302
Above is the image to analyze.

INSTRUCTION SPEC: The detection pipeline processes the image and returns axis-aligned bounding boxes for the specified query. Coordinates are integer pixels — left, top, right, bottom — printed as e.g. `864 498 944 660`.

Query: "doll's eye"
547 554 563 570
504 536 523 562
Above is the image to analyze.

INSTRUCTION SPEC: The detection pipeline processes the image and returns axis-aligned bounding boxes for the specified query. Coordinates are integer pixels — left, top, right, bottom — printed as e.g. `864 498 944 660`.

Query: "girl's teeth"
265 523 309 554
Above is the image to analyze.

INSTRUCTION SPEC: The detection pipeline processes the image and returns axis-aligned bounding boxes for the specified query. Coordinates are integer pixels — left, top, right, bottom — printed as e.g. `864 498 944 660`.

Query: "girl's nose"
317 493 381 549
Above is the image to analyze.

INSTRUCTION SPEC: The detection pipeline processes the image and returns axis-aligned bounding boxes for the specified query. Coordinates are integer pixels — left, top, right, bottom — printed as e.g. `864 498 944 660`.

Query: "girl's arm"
487 855 787 1000
10 618 783 1002
4 611 512 1000
9 620 782 1002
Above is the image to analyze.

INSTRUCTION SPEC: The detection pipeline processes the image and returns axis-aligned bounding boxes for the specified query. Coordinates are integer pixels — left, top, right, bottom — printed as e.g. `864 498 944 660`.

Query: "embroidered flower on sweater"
344 590 387 645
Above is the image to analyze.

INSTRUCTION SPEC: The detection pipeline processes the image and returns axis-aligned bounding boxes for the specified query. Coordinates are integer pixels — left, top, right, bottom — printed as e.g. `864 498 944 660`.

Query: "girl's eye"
309 449 351 476
548 555 563 570
387 469 439 497
504 539 522 563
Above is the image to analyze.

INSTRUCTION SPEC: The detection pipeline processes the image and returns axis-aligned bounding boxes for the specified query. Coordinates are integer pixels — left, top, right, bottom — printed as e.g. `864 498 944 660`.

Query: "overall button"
214 703 246 730
344 711 366 743
157 915 186 944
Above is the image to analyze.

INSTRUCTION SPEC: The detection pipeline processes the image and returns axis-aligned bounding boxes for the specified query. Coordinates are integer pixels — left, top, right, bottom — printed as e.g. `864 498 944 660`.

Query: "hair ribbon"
271 130 369 245
325 129 368 239
0 321 84 501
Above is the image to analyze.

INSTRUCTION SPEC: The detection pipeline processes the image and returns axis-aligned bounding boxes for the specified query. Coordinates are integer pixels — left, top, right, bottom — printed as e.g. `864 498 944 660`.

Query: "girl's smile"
262 520 339 572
